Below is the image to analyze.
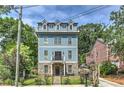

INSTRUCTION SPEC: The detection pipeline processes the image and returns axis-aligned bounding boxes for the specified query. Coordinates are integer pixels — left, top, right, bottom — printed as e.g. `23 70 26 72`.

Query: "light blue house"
36 20 79 76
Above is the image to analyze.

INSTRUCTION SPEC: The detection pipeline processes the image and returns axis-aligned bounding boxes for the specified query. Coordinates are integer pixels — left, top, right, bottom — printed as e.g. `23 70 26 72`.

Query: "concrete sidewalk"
99 78 124 87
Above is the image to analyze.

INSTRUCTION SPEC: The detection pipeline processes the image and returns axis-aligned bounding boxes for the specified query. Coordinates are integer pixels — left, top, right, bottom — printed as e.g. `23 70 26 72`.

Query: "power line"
62 5 111 21
14 5 40 9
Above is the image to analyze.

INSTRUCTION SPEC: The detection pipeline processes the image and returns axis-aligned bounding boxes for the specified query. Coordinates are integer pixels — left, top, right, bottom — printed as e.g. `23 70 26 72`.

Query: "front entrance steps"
53 76 61 85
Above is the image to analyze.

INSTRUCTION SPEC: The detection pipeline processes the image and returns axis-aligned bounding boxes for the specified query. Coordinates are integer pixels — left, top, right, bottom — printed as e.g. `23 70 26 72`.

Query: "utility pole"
15 6 22 87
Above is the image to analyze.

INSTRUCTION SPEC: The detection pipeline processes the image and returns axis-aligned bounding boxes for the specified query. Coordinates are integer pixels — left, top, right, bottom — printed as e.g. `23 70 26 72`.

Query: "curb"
99 78 124 87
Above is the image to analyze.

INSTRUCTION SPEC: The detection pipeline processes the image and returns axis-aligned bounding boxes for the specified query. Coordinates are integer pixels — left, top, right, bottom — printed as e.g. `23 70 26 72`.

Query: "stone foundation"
38 62 78 76
38 63 52 76
66 63 79 75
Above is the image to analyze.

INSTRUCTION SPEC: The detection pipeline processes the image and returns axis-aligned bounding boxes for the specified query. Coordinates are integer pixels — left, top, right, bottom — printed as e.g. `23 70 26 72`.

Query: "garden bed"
103 75 124 85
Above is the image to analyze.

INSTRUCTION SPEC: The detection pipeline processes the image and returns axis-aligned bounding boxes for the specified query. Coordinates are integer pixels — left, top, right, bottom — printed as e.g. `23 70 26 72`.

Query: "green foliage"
23 78 36 86
79 53 86 64
0 65 11 81
63 76 70 85
2 44 33 79
78 23 108 65
44 75 51 85
35 77 45 85
0 17 37 66
100 61 118 76
4 78 14 85
0 5 13 15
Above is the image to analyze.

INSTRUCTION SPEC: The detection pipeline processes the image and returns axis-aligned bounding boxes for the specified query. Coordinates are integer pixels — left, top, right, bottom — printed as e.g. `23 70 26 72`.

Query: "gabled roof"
86 38 107 55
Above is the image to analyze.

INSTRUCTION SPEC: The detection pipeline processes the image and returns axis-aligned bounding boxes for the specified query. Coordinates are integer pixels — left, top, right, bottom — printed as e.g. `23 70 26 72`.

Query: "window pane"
44 65 48 73
57 25 59 30
70 25 72 30
58 37 61 45
54 37 57 44
44 50 48 60
68 51 72 60
68 37 72 45
54 37 61 45
44 37 48 45
62 24 66 28
44 25 46 29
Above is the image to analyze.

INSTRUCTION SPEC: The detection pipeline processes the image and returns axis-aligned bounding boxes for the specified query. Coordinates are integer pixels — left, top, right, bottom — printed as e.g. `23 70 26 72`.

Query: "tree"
0 17 38 67
2 44 33 79
110 5 124 61
0 65 11 81
78 23 106 64
100 61 117 76
0 5 13 15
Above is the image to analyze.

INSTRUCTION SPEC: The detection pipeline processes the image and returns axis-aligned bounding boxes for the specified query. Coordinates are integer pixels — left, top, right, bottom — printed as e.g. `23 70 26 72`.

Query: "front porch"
51 62 66 76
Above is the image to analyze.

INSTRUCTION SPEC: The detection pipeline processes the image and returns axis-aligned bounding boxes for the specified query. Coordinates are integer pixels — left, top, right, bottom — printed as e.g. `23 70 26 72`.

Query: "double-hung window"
44 37 48 45
54 37 61 45
68 50 72 60
68 37 72 45
44 50 48 60
44 65 48 73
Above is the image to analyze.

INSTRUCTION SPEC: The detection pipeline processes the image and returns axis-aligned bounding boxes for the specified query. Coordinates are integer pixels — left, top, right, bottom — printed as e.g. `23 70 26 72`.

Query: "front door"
55 66 60 76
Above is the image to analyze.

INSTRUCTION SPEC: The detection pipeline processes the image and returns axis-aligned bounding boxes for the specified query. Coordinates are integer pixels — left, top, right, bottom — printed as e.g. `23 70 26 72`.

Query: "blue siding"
37 21 78 64
38 34 78 63
38 47 78 62
38 34 78 46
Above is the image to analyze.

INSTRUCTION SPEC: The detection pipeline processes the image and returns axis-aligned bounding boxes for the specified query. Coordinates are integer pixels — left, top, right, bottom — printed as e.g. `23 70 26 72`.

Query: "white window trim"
44 65 48 74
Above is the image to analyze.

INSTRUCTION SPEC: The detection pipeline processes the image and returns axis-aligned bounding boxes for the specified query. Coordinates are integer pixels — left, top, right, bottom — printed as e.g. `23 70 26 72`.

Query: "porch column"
51 63 53 75
64 63 65 76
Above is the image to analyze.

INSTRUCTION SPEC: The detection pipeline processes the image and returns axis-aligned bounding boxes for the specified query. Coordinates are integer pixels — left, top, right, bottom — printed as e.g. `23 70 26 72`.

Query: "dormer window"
44 25 47 30
57 25 59 30
70 25 73 30
62 24 66 29
49 24 54 28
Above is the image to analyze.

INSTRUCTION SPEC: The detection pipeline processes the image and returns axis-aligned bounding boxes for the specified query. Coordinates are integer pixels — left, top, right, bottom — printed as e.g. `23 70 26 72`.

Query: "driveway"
99 78 124 87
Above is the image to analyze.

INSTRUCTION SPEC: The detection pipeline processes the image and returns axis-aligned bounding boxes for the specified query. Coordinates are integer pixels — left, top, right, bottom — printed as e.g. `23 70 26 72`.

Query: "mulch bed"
104 75 124 85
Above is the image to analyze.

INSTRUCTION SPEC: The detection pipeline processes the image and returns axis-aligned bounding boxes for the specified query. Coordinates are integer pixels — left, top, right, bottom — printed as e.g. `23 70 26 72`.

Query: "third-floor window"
54 37 61 45
57 25 59 30
43 25 47 30
70 25 73 30
68 37 72 45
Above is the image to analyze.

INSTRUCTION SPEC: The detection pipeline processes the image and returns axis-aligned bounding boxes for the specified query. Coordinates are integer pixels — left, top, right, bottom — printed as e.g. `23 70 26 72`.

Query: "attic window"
44 25 46 30
57 25 59 30
70 25 72 30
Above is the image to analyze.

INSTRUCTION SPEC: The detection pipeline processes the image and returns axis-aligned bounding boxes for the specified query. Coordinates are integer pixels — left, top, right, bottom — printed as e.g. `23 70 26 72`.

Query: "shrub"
35 77 45 85
0 65 11 81
4 79 14 85
23 78 36 86
100 61 118 76
63 77 70 85
44 75 51 85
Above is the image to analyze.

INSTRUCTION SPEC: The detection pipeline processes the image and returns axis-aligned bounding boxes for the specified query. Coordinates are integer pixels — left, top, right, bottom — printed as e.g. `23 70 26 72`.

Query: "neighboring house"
36 20 79 76
86 38 109 64
86 38 124 68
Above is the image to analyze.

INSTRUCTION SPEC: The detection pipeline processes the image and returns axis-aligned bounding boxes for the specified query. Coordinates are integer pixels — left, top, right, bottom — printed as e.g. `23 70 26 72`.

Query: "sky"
2 5 121 27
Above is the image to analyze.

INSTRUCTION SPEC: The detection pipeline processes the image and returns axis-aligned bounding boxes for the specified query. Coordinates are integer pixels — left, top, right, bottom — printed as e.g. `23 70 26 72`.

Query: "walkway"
53 76 61 85
99 78 124 87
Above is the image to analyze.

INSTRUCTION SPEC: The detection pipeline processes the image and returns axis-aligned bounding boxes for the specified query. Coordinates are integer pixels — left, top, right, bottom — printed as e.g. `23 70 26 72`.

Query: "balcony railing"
52 56 63 61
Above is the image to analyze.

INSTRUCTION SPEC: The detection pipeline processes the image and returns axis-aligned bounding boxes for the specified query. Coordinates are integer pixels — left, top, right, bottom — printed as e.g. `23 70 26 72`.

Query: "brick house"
86 38 124 68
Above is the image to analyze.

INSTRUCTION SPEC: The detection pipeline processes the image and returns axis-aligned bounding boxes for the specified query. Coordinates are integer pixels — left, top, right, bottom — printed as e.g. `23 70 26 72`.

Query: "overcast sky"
2 5 121 27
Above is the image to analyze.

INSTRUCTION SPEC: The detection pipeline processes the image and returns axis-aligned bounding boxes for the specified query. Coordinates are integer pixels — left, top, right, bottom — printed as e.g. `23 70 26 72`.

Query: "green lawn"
62 76 82 85
1 75 92 86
